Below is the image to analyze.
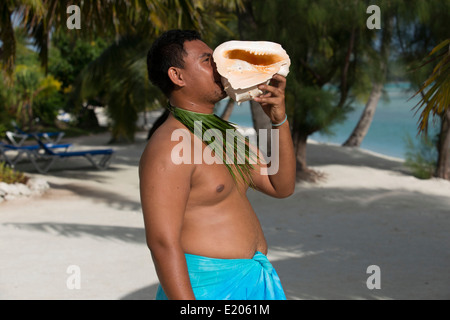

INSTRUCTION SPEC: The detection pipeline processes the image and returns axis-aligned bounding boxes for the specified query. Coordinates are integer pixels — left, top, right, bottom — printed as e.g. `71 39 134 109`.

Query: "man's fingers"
254 74 286 106
259 91 272 98
258 83 282 96
271 74 287 90
259 75 286 95
253 96 281 105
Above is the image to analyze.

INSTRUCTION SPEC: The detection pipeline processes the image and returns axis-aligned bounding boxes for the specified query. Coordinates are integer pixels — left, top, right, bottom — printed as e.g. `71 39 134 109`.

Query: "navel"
216 184 225 193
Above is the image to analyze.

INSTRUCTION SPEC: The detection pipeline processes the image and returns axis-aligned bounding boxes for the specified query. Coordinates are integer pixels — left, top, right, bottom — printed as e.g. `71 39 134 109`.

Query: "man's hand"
250 74 295 198
253 74 287 125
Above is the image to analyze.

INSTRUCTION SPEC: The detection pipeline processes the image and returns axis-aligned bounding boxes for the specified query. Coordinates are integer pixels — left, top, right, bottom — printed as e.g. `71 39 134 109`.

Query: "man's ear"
168 67 185 87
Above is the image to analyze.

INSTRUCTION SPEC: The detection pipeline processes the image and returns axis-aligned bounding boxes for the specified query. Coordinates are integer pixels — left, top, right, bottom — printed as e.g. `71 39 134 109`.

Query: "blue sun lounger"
0 141 71 168
8 122 65 146
31 136 114 173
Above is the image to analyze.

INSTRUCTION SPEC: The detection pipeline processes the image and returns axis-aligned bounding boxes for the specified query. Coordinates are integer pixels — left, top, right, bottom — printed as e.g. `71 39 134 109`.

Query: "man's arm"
251 74 296 198
139 136 196 300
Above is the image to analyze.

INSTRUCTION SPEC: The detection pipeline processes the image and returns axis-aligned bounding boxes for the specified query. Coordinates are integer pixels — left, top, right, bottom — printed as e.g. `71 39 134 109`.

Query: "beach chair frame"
8 122 65 146
31 136 114 173
0 141 71 168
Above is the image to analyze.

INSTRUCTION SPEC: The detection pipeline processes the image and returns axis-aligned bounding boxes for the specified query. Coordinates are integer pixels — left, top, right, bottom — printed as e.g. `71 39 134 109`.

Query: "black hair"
147 29 201 97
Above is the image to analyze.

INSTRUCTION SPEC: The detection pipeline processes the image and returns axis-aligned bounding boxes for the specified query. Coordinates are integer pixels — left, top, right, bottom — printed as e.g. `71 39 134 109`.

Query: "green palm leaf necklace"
168 102 259 188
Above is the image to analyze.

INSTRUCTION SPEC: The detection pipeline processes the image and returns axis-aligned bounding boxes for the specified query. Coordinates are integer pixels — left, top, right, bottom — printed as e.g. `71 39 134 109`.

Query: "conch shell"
213 40 290 104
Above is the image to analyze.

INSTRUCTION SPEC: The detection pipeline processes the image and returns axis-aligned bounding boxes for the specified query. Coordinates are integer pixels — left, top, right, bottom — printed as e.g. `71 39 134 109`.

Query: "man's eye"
204 58 210 62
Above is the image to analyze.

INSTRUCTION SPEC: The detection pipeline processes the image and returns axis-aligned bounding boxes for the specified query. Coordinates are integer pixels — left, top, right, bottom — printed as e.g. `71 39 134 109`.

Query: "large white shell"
213 40 290 104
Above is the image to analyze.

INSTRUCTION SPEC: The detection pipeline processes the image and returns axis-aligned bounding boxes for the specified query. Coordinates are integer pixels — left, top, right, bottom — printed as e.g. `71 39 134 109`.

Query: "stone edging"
0 179 50 203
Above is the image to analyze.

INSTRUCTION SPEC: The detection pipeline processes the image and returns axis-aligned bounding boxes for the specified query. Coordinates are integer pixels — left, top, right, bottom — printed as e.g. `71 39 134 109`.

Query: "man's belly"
180 205 267 259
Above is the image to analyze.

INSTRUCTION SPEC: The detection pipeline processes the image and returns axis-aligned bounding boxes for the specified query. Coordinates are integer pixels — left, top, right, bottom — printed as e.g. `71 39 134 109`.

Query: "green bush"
404 134 438 179
33 76 66 126
0 162 29 184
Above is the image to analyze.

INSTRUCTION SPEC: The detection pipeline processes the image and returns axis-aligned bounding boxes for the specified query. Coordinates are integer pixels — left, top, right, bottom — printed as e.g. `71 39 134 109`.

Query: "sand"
1 131 449 300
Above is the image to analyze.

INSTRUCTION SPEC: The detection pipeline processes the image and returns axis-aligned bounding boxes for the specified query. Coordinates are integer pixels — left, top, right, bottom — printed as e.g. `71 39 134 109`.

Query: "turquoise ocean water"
215 82 433 160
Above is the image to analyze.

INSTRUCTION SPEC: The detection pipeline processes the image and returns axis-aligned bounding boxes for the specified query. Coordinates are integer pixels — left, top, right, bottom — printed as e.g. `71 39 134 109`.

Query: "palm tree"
0 0 45 79
2 0 243 74
220 98 235 121
68 1 243 141
1 0 168 74
393 0 450 179
69 34 159 142
239 0 371 181
234 0 274 156
413 39 450 180
343 0 450 149
343 1 395 147
2 0 243 141
0 25 63 130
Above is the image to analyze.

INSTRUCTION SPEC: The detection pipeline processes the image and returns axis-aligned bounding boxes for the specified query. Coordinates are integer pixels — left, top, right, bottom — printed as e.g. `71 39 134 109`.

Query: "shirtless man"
139 30 296 300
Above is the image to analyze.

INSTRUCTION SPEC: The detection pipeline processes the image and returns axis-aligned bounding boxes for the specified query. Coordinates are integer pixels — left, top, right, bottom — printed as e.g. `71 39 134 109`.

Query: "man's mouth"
215 79 224 90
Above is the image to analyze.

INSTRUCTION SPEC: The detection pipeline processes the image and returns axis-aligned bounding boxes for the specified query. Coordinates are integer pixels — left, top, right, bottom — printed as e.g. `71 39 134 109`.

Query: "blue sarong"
156 251 286 300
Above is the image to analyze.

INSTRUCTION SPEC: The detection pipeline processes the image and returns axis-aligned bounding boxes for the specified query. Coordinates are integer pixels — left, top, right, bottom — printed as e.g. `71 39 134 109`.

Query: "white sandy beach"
1 130 449 300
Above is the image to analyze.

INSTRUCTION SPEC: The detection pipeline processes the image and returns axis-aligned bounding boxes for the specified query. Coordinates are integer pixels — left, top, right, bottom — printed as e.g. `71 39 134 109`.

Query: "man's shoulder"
148 118 190 147
140 118 192 166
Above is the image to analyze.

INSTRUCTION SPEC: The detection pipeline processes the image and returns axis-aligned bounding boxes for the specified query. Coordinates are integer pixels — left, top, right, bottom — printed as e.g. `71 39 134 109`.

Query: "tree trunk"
343 82 383 147
237 2 274 154
250 100 272 156
435 109 450 180
293 130 322 182
220 98 235 121
0 2 15 80
343 15 393 147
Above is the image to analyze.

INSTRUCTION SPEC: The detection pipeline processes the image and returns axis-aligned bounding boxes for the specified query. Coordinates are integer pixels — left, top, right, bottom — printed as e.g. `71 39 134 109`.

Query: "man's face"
180 40 227 104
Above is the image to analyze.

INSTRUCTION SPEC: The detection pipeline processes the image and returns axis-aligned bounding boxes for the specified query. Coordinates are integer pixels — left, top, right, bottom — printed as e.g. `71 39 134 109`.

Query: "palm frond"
413 39 450 133
170 104 259 188
67 34 157 141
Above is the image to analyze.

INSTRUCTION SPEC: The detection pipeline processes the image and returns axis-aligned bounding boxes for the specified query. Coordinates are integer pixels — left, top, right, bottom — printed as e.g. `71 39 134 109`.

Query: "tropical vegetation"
0 162 29 184
0 0 449 180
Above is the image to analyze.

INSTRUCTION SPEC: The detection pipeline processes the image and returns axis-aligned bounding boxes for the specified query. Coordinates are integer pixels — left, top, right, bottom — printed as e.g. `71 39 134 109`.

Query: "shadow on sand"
120 283 159 300
48 181 142 211
3 222 146 244
250 185 450 300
